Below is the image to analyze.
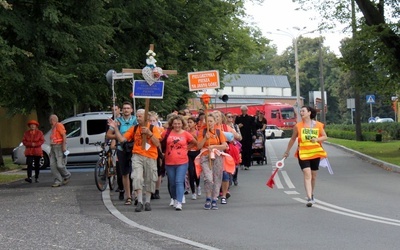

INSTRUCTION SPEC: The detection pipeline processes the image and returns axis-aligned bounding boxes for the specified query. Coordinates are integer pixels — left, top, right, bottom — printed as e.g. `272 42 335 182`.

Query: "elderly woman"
162 115 197 211
22 120 45 183
197 113 229 210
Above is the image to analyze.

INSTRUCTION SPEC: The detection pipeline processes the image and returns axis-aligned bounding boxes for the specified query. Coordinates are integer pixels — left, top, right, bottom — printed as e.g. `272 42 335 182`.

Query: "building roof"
223 74 290 88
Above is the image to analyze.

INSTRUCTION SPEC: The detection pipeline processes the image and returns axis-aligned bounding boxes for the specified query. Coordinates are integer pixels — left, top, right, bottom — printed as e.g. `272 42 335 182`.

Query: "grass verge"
0 156 25 184
328 138 400 166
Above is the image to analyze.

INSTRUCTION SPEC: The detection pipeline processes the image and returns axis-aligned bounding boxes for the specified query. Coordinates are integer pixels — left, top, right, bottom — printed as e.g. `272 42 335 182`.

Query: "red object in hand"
266 168 279 189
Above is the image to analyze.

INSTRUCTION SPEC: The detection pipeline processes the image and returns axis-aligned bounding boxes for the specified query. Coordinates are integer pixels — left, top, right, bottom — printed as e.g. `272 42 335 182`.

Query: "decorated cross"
122 44 178 148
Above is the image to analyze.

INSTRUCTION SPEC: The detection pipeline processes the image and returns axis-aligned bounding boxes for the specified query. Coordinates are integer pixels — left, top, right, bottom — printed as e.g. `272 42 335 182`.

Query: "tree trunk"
0 141 4 167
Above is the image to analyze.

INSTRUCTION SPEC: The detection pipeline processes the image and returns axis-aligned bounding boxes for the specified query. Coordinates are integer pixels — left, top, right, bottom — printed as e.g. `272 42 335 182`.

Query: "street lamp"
275 27 315 122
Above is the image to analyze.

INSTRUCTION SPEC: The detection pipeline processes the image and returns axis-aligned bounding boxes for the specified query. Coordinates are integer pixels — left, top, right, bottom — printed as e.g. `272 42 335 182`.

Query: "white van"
12 112 112 169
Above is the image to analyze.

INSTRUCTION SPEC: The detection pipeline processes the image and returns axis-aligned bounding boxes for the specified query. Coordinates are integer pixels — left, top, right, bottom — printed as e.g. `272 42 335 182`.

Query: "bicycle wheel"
107 152 116 191
94 158 107 191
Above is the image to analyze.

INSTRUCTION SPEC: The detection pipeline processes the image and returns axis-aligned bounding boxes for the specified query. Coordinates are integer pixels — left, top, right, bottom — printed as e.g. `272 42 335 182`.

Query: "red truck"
211 102 297 129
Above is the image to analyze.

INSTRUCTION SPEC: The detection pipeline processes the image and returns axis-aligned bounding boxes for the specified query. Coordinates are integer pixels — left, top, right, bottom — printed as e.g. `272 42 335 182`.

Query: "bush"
325 123 400 141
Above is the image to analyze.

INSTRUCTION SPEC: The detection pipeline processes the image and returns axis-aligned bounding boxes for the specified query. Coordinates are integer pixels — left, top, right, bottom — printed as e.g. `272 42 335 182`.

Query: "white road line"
271 170 284 189
284 191 300 195
102 188 220 250
293 198 400 227
281 171 295 189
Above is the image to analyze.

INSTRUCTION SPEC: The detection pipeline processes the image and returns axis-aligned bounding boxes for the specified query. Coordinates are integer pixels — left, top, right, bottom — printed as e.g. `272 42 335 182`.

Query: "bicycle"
89 141 117 192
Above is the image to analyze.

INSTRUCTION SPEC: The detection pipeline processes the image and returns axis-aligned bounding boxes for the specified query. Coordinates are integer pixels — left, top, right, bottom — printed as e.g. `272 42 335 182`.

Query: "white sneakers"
191 193 197 200
182 195 186 204
197 186 201 196
175 203 182 211
169 198 175 206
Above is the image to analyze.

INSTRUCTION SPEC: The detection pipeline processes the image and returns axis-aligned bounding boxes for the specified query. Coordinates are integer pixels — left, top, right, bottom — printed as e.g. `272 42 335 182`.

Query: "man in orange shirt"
108 109 161 212
49 114 71 187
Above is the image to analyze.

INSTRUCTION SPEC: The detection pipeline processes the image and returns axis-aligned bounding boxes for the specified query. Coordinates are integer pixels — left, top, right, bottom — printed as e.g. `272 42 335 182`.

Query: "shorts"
298 158 320 171
117 149 132 175
222 171 230 181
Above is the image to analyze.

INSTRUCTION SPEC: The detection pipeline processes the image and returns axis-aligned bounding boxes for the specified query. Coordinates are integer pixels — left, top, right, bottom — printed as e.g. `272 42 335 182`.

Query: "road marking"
284 191 300 195
281 171 295 188
102 188 220 250
266 140 400 227
293 198 400 227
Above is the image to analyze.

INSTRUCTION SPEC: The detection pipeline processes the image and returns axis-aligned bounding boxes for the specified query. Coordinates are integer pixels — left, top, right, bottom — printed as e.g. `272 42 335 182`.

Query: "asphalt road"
1 139 400 250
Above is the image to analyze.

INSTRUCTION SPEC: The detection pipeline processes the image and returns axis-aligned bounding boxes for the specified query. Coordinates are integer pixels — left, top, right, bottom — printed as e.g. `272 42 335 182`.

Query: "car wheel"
270 133 275 139
40 153 50 170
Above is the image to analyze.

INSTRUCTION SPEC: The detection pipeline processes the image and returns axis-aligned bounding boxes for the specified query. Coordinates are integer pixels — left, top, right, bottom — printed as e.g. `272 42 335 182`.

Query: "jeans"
166 163 188 203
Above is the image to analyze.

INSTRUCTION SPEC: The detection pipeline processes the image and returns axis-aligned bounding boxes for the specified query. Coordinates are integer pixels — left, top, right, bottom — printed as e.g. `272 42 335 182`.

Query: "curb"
325 142 400 173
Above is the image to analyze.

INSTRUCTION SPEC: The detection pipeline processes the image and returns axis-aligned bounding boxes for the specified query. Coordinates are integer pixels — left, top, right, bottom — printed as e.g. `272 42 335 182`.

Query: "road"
1 139 400 250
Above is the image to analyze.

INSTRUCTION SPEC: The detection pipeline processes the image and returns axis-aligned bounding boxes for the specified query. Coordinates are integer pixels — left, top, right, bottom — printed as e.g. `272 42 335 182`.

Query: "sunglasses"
226 116 233 118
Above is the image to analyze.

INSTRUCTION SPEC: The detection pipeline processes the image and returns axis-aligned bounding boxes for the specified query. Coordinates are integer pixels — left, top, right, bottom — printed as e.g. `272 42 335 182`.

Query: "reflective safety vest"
296 121 327 160
50 123 65 144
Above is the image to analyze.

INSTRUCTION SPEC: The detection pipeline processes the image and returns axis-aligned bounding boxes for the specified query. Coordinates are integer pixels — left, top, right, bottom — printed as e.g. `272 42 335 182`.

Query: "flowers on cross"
146 50 157 68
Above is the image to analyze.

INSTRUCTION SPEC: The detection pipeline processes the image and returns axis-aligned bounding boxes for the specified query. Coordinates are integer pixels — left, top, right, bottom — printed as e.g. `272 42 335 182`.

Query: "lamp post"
275 27 315 122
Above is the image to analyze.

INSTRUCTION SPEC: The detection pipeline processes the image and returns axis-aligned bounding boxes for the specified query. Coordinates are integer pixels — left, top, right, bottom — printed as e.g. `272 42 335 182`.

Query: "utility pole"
319 38 326 124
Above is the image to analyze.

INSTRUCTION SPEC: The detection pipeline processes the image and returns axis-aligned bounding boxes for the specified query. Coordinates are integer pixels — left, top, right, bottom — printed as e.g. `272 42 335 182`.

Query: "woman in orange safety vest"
283 106 327 207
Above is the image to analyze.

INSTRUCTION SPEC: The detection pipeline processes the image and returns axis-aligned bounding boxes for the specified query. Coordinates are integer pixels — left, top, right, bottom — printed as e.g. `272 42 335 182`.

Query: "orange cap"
27 120 39 127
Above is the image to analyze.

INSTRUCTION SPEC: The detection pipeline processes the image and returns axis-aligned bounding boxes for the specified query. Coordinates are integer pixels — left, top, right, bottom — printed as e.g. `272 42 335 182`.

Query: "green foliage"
0 0 272 123
326 123 400 141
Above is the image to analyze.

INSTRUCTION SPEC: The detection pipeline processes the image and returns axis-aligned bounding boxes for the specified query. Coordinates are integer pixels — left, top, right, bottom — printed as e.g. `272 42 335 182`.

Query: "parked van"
12 112 112 169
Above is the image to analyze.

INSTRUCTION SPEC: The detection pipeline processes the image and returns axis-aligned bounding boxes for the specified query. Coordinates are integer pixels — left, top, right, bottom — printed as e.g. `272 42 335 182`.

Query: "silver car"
12 112 112 169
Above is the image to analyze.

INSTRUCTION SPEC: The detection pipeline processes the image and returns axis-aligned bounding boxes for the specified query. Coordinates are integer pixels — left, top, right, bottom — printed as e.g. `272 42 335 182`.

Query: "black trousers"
26 156 41 179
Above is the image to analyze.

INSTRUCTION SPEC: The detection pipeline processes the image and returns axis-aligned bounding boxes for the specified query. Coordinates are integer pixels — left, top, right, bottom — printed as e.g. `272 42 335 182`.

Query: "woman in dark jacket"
22 120 45 183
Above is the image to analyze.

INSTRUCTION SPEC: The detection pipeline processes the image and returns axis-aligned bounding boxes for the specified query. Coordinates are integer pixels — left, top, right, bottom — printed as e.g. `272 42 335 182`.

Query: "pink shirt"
164 130 194 165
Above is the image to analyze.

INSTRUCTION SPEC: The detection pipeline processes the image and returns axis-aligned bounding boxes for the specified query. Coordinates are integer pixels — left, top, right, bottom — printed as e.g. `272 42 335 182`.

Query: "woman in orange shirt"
187 116 201 200
162 115 197 211
283 106 327 207
197 113 228 210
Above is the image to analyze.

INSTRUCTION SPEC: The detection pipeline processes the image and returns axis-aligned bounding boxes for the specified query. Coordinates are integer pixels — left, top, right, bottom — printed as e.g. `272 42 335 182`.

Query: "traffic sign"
366 95 375 104
133 80 164 99
188 70 220 91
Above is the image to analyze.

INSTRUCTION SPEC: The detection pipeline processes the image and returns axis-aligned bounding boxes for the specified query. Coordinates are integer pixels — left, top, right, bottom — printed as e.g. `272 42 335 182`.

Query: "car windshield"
281 108 295 120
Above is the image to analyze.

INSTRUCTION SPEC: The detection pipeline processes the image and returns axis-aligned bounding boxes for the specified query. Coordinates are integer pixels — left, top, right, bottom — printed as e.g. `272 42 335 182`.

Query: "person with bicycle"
106 101 137 204
108 109 161 212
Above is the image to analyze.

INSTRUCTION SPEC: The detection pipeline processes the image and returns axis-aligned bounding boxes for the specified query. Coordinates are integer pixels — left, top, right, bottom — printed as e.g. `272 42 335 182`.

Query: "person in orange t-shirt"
162 115 197 211
197 113 228 210
108 109 160 212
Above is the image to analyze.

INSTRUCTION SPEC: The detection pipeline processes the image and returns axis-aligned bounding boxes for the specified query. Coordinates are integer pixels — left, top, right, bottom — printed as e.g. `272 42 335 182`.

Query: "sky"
244 0 350 55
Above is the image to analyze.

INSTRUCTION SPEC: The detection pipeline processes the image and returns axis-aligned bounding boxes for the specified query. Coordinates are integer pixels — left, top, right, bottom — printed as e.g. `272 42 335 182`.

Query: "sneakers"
119 191 124 201
135 202 144 212
62 175 71 185
182 195 186 204
211 200 218 210
25 178 32 183
233 180 238 186
226 192 231 199
197 186 202 196
51 183 61 187
144 202 152 211
153 190 160 199
175 203 182 211
169 198 175 206
173 200 178 208
35 178 39 183
221 197 227 204
306 198 315 207
204 199 211 210
191 193 197 200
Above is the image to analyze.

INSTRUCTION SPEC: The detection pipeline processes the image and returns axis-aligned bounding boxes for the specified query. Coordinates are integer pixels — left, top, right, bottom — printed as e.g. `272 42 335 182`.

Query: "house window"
261 87 264 92
231 86 234 92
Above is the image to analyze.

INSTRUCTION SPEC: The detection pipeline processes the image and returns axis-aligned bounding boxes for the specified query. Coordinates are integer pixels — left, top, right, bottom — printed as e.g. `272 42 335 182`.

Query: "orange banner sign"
188 70 220 91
